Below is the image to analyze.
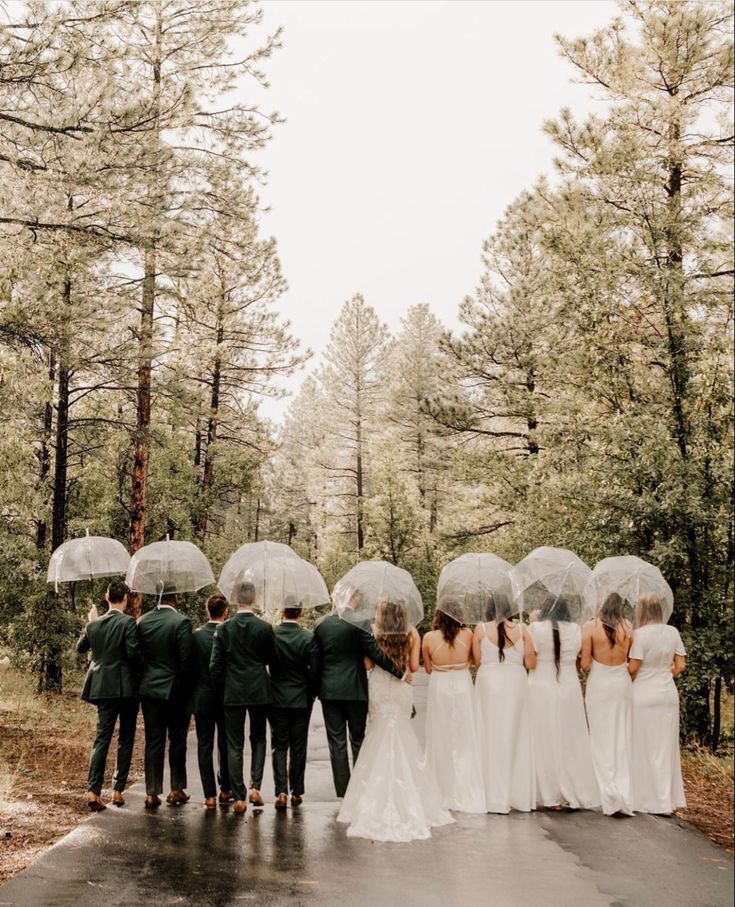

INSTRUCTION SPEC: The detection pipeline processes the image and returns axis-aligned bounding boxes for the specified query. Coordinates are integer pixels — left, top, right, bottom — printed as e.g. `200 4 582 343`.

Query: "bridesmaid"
581 593 634 815
422 600 485 813
528 596 600 810
473 593 536 813
629 594 687 815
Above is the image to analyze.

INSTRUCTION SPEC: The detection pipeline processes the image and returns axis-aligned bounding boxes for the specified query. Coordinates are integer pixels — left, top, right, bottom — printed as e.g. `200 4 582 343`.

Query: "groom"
313 595 409 798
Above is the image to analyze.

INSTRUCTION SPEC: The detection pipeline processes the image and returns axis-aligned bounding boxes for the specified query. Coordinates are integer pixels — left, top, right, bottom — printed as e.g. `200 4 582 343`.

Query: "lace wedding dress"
337 666 453 842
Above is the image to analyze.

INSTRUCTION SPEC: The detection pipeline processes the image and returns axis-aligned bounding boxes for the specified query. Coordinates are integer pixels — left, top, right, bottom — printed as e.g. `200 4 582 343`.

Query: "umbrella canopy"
331 561 423 631
217 540 320 610
126 538 214 596
510 546 592 624
586 555 674 627
47 533 130 590
436 552 515 625
218 540 298 601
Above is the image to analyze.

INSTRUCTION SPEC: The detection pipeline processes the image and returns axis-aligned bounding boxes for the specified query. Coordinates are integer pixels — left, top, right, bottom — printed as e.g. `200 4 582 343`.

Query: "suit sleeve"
124 618 140 664
265 624 277 671
307 634 321 700
76 626 91 655
359 626 403 679
177 617 195 678
210 626 225 687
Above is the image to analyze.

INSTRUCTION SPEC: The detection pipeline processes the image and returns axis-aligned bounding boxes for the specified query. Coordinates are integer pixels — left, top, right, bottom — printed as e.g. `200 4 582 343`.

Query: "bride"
337 598 453 842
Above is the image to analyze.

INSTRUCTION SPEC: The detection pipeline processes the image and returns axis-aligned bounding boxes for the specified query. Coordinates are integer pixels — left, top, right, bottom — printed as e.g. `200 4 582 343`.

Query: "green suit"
77 609 140 796
210 611 275 800
137 606 194 796
268 621 319 797
313 611 403 797
189 621 230 799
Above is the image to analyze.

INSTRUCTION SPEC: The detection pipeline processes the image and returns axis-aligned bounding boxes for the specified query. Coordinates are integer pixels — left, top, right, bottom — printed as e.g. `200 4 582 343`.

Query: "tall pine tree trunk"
35 349 55 551
196 312 223 540
127 10 162 616
40 278 72 694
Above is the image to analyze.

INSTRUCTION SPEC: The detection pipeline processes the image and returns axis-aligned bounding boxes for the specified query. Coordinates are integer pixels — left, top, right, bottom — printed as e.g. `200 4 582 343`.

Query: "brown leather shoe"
112 791 125 808
218 790 234 805
87 793 106 812
232 800 247 815
166 789 191 807
249 789 265 809
204 797 217 809
275 793 288 811
144 795 161 810
291 794 303 808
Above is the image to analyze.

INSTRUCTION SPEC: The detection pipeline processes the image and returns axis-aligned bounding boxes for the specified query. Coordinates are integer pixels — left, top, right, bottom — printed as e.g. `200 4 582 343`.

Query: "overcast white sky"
251 0 617 420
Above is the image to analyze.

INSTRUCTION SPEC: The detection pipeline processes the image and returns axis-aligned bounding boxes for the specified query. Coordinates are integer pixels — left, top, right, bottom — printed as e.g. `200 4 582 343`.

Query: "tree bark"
196 302 224 540
35 349 56 551
127 10 162 617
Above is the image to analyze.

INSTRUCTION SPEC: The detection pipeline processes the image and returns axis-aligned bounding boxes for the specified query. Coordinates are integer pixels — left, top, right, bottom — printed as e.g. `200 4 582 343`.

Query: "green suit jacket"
77 609 140 702
210 611 276 707
270 622 319 709
137 606 194 701
188 621 224 716
313 612 403 701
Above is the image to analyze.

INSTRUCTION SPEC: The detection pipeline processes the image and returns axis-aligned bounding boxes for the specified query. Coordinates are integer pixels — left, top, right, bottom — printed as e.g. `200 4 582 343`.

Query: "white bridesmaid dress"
528 620 600 809
424 638 485 813
474 625 535 813
338 665 453 842
585 659 634 815
630 624 687 814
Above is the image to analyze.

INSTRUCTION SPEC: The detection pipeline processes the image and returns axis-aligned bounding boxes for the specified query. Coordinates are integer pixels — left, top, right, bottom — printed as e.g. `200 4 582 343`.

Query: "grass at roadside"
0 667 144 883
680 746 734 852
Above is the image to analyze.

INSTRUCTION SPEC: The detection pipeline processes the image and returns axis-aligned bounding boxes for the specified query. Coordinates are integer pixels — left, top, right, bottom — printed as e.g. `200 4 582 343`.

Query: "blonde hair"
635 594 664 627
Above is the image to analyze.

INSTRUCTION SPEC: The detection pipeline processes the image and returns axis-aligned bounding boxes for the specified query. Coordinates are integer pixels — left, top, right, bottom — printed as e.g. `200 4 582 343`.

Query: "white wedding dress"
585 659 634 815
630 624 687 814
528 620 600 809
424 638 486 813
475 627 535 813
337 666 453 842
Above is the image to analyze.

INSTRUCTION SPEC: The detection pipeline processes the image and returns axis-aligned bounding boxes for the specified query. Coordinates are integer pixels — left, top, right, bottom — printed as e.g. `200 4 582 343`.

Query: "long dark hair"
492 593 512 663
432 607 463 645
540 595 571 680
599 592 625 647
375 599 411 673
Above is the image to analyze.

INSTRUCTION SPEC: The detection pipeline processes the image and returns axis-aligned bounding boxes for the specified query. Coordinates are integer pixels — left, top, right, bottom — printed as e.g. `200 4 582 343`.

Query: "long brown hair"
432 607 464 645
599 592 625 647
540 595 571 680
375 598 411 673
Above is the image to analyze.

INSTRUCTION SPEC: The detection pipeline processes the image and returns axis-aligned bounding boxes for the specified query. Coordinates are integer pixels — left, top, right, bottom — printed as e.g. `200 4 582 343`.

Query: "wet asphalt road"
0 671 732 907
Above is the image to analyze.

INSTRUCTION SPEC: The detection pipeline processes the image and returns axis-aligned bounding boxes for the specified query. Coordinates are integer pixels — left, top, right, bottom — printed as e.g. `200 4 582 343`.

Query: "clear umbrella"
331 561 423 631
125 537 214 597
47 531 130 592
217 541 300 607
217 540 314 610
586 555 674 627
436 552 514 625
510 546 592 624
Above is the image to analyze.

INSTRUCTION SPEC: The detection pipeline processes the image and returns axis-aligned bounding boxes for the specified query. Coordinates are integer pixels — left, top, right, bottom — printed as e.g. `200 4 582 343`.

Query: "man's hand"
403 671 413 685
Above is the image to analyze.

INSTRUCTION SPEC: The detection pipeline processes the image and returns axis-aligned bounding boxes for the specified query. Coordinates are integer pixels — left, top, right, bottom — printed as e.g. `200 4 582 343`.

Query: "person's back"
213 611 275 706
584 618 632 667
314 612 374 700
138 606 193 700
529 620 580 668
137 598 194 808
76 580 140 811
81 609 139 701
631 624 683 673
271 621 316 708
190 622 219 714
423 626 474 671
